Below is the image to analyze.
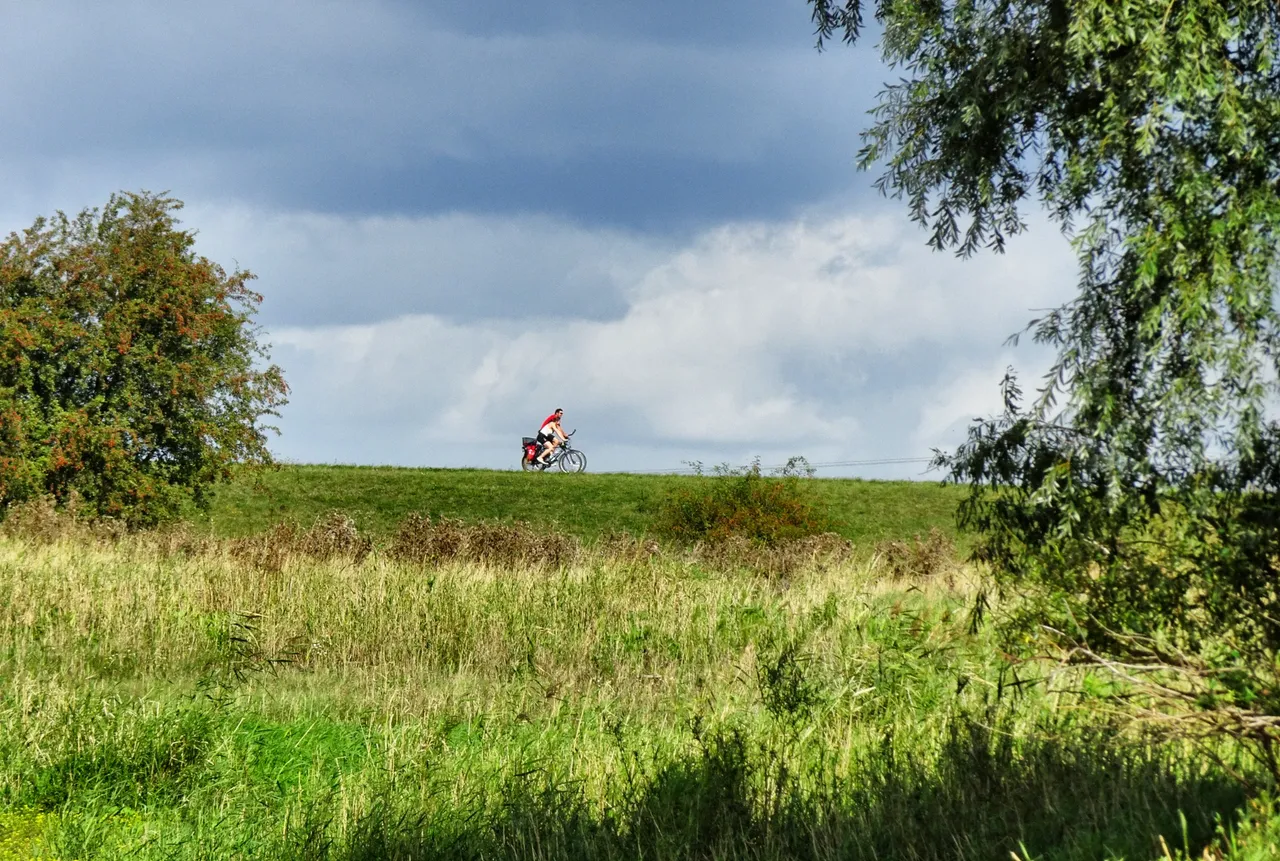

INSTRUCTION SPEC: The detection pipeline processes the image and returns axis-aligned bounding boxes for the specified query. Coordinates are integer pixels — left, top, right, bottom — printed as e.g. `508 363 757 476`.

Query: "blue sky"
1 0 1075 476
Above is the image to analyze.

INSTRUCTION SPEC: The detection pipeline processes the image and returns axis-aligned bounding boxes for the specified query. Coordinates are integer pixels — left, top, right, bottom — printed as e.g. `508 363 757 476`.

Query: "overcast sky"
1 0 1076 477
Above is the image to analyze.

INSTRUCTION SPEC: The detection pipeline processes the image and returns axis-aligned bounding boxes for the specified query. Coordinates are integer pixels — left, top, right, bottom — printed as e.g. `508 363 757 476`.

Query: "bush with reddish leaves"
0 192 288 525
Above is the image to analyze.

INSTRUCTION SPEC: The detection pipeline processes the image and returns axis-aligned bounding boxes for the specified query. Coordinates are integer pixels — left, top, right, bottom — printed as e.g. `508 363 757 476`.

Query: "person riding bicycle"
536 408 566 465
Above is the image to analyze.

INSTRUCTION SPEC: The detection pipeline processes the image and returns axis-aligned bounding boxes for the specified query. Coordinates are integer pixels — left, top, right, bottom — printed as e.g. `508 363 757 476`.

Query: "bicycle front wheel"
558 450 587 473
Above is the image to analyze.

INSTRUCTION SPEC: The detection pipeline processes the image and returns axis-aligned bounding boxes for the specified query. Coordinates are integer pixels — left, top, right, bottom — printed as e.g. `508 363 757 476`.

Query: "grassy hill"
197 464 968 545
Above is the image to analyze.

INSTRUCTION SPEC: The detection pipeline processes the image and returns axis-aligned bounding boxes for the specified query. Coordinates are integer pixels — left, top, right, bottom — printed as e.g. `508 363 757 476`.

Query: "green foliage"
653 459 832 545
812 0 1280 742
0 191 287 525
21 704 218 809
756 639 826 724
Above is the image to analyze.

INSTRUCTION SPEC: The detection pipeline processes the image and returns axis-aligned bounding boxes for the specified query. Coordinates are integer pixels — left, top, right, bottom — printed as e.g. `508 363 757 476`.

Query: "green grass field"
197 464 968 546
2 470 1278 859
0 533 1268 860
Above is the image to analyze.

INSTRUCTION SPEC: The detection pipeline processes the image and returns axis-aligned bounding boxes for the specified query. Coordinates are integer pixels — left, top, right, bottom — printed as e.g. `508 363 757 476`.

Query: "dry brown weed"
875 527 957 581
229 510 373 571
692 531 855 578
0 494 126 544
387 513 578 569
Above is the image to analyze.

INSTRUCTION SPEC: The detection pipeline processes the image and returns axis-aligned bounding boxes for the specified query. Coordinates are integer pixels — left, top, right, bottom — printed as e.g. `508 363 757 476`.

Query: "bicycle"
520 430 587 473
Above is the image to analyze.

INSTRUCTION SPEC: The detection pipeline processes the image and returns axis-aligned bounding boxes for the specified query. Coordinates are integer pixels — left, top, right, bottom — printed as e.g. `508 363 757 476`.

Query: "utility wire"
626 456 935 475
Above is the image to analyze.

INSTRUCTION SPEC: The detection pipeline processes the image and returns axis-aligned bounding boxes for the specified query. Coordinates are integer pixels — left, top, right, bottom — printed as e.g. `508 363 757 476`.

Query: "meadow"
0 471 1276 859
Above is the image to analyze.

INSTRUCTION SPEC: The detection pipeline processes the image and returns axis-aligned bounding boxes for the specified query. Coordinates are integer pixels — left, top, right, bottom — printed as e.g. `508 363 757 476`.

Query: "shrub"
653 459 831 546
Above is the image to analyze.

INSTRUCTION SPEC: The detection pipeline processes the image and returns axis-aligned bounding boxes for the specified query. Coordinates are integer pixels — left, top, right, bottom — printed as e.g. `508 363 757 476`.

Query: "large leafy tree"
810 0 1280 740
0 192 288 525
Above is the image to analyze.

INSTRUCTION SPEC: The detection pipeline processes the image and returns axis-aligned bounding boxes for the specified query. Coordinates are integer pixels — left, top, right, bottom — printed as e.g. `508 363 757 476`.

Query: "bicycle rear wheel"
559 450 587 473
521 454 538 472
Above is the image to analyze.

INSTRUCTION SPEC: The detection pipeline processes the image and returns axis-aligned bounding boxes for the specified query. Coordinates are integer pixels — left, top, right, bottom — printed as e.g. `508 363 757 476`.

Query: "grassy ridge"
198 464 967 544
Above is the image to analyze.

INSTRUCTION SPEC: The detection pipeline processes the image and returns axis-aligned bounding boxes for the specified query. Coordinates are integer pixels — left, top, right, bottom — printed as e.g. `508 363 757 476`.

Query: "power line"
803 457 933 468
625 456 935 475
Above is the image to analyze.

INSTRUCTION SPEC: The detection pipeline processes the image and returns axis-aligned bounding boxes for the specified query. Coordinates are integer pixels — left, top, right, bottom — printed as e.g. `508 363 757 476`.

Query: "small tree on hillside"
0 192 288 525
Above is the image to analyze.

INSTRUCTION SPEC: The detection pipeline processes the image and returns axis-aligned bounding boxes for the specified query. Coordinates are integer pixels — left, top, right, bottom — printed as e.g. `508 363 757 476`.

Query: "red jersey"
540 413 561 431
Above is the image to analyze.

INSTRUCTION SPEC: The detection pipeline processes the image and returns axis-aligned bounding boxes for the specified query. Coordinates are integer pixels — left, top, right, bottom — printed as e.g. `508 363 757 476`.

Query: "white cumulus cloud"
263 207 1075 474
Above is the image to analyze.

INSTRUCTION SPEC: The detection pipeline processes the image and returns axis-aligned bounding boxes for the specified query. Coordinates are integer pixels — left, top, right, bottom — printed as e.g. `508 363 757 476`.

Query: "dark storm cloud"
239 148 849 232
404 0 818 45
1 0 881 231
185 206 667 327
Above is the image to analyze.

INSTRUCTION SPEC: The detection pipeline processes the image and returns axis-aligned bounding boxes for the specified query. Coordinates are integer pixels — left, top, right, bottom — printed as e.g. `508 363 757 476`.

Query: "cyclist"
536 408 566 465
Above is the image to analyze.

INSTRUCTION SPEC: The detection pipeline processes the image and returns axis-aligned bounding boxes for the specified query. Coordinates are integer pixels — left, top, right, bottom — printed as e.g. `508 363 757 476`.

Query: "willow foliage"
812 0 1280 719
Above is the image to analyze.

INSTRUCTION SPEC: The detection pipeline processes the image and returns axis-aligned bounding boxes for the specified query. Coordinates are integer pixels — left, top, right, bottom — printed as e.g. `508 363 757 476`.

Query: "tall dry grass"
0 523 972 711
0 515 1256 860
